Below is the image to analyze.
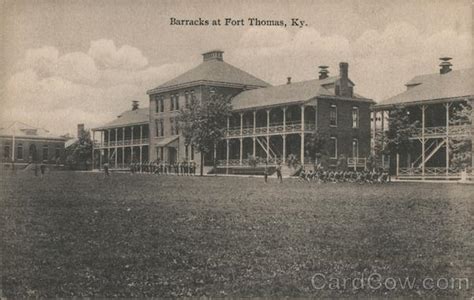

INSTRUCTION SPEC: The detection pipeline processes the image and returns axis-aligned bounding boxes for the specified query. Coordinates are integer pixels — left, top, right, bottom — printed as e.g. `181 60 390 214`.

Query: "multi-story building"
0 121 66 167
91 101 149 170
146 50 270 167
93 50 374 173
372 58 473 179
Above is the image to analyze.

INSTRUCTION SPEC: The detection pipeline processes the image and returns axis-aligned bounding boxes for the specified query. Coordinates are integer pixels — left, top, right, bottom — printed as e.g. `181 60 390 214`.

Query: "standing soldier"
276 161 283 183
104 162 110 177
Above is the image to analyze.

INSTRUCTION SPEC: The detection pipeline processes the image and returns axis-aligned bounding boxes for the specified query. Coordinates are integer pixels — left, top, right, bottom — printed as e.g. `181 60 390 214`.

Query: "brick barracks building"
373 58 473 179
1 121 66 167
93 50 374 173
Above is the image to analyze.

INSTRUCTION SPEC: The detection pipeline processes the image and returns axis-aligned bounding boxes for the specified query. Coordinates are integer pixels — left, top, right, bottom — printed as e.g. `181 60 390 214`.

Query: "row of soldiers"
299 168 390 184
130 160 197 175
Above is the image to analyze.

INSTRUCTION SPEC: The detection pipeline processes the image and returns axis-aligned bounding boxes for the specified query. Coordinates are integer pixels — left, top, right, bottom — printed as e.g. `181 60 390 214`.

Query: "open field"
1 171 473 298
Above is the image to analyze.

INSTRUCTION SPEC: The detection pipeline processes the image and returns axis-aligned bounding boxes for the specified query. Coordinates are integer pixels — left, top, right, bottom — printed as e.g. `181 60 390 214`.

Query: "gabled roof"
231 76 372 110
377 68 474 107
147 59 270 94
93 108 149 130
0 121 66 140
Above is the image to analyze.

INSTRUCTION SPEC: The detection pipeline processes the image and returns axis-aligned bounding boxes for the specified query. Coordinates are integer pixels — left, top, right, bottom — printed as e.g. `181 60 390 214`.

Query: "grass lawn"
1 171 473 298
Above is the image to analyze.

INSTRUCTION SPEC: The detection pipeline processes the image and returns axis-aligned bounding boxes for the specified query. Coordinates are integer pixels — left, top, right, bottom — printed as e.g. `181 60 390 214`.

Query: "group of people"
129 160 197 176
299 167 390 184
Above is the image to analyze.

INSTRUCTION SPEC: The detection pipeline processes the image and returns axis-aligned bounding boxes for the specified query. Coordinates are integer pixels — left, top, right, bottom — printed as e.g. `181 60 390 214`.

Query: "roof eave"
147 80 268 95
92 120 149 131
373 95 474 110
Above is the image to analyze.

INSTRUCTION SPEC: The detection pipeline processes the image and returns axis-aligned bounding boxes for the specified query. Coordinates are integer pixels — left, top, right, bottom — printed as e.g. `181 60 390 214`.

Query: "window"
175 94 179 110
155 96 163 113
329 104 337 127
174 117 179 135
191 145 194 160
17 143 23 159
155 119 165 137
210 87 216 95
185 145 189 160
328 137 337 159
42 145 49 161
160 97 164 112
170 95 175 111
185 91 189 108
190 90 195 101
4 146 10 159
55 145 61 159
352 139 359 158
352 106 359 128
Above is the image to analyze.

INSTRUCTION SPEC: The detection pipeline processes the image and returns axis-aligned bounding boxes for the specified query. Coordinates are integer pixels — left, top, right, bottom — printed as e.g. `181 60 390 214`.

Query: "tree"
304 129 328 166
384 106 419 158
65 127 93 170
449 101 472 170
178 93 232 176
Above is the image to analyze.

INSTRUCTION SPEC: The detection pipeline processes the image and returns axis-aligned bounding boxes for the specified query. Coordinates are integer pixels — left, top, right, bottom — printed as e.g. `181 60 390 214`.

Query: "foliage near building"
178 93 232 175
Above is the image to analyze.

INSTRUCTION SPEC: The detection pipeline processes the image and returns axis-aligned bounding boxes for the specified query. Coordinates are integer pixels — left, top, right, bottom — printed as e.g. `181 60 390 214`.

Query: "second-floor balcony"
409 124 471 139
94 138 149 148
225 121 316 138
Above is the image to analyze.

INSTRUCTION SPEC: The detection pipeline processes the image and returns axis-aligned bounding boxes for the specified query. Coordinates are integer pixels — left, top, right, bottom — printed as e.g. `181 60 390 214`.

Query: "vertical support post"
239 138 243 165
108 129 111 147
446 102 450 176
421 105 426 178
226 139 229 174
253 111 256 135
372 111 376 155
300 105 305 165
114 128 118 168
140 125 143 144
122 127 125 168
282 107 287 163
240 113 243 136
396 153 400 178
266 109 270 162
282 107 287 133
139 146 143 171
91 130 95 169
252 137 256 157
282 135 286 164
381 110 385 167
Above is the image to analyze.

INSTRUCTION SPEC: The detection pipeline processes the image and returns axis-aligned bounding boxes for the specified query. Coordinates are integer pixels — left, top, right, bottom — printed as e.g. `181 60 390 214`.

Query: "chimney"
439 57 452 74
337 62 352 97
132 100 139 111
77 124 84 138
319 65 329 79
339 62 348 80
202 50 224 62
287 77 292 84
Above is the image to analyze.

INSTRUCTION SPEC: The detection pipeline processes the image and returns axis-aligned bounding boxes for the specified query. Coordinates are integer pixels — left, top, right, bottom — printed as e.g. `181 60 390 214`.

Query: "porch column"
91 130 95 169
421 105 426 177
227 116 230 134
122 127 125 167
139 146 143 171
282 107 287 133
239 138 243 165
445 102 450 175
131 126 134 162
108 129 111 147
300 105 305 164
240 113 243 136
381 110 385 167
282 106 287 164
372 111 376 155
253 111 256 134
226 139 229 172
114 128 118 168
282 135 286 163
140 125 143 144
252 137 256 157
266 109 270 162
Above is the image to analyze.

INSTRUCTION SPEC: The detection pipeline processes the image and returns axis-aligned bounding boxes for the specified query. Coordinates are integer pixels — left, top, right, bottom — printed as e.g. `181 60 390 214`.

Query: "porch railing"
95 138 149 148
410 125 470 138
225 121 317 137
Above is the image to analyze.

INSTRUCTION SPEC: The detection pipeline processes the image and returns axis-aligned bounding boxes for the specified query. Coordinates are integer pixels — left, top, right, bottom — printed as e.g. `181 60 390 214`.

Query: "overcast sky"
1 0 472 135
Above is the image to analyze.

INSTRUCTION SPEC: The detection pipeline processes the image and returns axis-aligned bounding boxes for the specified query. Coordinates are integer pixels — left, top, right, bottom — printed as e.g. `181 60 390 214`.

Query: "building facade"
372 58 473 179
93 50 374 173
0 122 66 166
91 101 149 170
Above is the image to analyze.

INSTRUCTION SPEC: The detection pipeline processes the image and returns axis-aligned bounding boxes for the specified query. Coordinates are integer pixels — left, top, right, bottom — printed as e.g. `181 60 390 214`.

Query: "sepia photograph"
1 0 473 298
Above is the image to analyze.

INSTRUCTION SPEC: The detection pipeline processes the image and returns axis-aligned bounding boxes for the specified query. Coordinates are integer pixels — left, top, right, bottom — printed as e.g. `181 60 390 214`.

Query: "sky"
1 0 472 136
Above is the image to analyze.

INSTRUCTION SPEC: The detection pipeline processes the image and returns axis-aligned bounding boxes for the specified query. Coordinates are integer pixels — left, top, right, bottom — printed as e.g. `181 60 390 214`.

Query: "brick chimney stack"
439 57 452 74
287 77 292 84
132 100 139 111
77 123 85 138
337 62 353 97
202 50 224 62
319 66 329 79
